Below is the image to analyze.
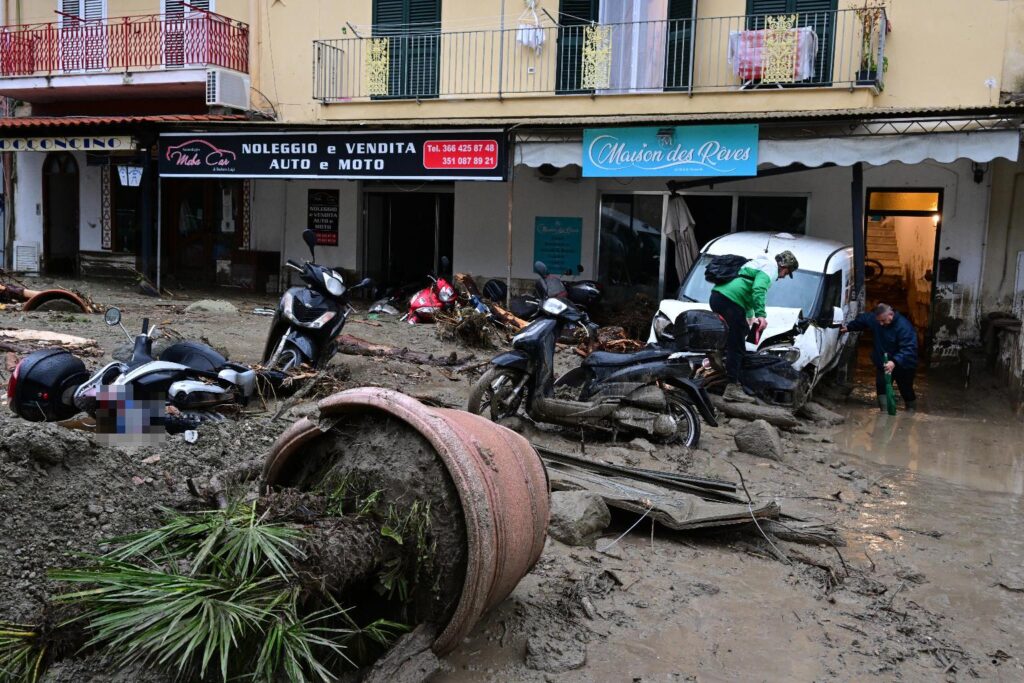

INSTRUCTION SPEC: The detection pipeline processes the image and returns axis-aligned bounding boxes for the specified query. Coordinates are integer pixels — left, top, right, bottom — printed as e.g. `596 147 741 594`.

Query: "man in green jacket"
709 251 799 402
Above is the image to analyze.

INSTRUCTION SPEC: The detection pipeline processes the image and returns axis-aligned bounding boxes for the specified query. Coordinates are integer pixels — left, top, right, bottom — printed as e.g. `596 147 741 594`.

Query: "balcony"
313 9 885 103
0 11 248 104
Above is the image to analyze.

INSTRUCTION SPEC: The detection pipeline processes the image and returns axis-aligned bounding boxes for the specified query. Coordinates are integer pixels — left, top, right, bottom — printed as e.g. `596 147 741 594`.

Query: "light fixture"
932 213 941 226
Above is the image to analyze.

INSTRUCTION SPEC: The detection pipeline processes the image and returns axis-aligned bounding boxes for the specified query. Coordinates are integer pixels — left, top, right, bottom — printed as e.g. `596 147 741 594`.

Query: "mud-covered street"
2 278 1024 682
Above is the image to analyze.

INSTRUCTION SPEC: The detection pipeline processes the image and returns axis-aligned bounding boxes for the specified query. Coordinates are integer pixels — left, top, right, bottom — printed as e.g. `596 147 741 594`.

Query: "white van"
649 232 859 393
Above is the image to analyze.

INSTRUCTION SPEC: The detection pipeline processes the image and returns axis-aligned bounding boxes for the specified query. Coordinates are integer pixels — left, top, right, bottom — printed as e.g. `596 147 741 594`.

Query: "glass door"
598 194 665 303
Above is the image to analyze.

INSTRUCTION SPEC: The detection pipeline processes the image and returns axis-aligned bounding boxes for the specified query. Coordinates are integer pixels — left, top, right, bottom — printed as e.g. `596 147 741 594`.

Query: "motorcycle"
467 263 715 447
403 257 456 324
561 264 603 311
652 308 811 407
9 307 257 433
263 229 371 371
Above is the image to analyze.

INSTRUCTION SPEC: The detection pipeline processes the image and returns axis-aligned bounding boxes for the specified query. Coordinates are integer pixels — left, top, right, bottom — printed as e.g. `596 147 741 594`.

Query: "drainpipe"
248 0 260 91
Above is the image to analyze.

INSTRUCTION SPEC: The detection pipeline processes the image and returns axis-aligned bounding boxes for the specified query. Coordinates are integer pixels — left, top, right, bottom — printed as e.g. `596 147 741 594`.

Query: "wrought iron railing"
0 11 249 77
314 8 885 102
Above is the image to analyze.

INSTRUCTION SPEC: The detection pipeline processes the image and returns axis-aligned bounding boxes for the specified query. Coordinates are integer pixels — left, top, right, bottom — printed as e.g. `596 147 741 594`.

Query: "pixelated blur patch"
94 384 168 446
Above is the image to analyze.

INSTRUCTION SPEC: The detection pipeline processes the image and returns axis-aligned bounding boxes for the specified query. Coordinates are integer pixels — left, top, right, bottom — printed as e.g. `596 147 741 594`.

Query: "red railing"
0 11 248 77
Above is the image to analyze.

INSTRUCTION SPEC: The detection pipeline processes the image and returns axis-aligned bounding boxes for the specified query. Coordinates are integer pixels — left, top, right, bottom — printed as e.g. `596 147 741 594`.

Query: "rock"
525 633 587 673
798 401 846 425
185 299 238 315
733 419 784 461
547 491 611 546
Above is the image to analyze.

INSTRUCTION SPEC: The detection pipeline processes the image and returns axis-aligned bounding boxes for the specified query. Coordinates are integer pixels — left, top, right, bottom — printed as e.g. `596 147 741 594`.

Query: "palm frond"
0 624 45 683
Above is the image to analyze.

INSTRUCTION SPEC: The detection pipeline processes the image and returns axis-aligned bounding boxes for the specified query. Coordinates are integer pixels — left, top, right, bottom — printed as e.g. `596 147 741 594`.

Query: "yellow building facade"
1 0 1024 401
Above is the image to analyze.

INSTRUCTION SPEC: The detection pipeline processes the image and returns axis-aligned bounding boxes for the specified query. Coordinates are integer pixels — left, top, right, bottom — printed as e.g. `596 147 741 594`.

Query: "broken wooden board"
546 461 779 531
534 443 743 503
335 334 476 369
0 329 98 348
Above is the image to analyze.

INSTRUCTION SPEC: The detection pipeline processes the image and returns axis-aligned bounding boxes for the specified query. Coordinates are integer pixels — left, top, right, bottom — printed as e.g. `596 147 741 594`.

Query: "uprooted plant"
4 489 455 683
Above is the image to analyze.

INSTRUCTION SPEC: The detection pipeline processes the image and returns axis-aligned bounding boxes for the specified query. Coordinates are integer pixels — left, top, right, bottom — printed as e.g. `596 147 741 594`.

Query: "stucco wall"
249 178 360 282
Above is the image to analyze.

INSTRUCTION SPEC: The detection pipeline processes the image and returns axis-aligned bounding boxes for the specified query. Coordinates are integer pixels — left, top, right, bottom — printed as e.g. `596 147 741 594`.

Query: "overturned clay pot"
262 387 550 655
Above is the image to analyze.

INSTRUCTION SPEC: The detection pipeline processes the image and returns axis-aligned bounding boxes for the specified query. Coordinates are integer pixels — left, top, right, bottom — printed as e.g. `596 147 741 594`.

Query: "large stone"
547 490 611 546
734 419 784 461
185 299 238 315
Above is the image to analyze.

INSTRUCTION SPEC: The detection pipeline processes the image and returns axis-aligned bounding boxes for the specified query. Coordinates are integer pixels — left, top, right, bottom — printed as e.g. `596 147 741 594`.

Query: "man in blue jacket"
842 303 919 412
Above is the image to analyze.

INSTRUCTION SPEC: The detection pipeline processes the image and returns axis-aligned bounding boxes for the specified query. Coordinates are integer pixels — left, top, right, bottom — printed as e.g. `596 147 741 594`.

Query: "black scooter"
263 229 371 371
467 263 715 447
10 307 256 433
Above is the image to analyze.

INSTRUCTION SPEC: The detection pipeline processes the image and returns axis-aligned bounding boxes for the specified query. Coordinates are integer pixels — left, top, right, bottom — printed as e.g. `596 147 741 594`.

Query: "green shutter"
372 0 440 99
664 0 694 91
555 0 598 94
746 0 837 86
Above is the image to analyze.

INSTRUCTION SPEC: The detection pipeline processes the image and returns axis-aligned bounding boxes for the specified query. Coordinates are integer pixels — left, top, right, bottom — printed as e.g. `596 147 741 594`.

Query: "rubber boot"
877 395 888 412
905 400 916 413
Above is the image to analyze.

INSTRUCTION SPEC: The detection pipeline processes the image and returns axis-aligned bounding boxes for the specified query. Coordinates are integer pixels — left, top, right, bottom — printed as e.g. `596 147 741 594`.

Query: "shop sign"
0 135 135 152
308 189 340 246
582 125 758 177
158 131 506 180
534 216 582 277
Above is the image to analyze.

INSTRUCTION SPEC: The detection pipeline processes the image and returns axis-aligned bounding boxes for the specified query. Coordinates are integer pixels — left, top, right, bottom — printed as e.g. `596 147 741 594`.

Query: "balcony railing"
314 8 885 102
0 11 248 77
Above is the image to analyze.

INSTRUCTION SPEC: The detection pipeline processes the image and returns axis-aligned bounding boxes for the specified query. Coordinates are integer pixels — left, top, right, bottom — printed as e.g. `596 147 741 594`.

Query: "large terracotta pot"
262 387 549 655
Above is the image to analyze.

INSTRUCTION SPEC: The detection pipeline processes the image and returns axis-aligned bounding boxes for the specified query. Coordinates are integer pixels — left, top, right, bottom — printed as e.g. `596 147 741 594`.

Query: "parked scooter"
561 264 603 311
467 263 715 447
403 257 457 324
263 229 371 371
9 308 257 433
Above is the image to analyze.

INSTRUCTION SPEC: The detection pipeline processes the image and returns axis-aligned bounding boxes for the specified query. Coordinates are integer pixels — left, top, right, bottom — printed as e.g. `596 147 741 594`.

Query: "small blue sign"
534 216 582 277
582 124 759 177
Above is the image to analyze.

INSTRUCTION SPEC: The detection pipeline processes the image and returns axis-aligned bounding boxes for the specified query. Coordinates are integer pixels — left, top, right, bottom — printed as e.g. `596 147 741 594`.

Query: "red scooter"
403 257 457 324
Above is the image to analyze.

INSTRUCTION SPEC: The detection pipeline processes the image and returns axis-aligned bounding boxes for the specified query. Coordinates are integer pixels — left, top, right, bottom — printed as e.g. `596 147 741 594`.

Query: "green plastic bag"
883 353 898 415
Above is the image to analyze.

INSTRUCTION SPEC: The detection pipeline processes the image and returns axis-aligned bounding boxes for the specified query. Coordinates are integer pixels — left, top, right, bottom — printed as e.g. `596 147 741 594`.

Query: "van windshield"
678 255 823 315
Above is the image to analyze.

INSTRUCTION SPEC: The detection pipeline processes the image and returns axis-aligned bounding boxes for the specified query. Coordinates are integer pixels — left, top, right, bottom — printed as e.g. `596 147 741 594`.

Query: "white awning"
759 130 1020 167
514 129 1020 169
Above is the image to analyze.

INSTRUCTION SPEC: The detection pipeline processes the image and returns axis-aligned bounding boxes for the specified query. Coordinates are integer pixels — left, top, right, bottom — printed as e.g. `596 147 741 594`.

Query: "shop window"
598 194 663 302
372 0 441 99
736 195 807 234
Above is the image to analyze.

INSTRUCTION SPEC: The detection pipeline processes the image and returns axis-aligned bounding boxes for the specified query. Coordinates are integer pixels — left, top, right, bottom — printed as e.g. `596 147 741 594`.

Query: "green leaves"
0 624 45 683
49 503 398 683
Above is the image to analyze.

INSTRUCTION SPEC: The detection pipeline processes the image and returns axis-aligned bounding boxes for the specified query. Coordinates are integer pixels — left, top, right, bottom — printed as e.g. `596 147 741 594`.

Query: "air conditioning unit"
206 68 251 110
13 241 40 274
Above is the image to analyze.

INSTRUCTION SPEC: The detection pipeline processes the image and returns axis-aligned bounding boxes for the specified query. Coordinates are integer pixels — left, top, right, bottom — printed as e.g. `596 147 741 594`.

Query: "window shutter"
83 0 105 21
665 0 694 91
746 0 837 86
406 0 440 98
372 0 440 99
556 0 598 94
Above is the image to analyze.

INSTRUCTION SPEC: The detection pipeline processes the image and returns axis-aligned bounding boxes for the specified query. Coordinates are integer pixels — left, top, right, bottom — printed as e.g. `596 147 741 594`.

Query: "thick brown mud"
1 278 1022 681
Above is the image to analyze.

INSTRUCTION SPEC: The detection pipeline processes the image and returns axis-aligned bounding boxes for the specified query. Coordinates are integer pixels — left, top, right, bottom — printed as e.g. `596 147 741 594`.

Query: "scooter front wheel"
660 394 701 448
467 368 527 421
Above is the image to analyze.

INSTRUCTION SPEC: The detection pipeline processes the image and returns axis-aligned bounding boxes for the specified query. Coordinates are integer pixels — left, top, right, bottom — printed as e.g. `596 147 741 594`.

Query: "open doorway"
363 191 454 289
864 188 941 359
42 152 80 276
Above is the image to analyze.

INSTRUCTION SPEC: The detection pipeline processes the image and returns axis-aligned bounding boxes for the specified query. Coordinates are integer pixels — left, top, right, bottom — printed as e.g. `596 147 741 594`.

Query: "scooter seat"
583 347 671 368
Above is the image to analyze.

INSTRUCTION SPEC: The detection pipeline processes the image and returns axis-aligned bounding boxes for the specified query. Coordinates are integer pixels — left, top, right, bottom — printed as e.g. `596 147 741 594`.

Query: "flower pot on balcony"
856 69 878 86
